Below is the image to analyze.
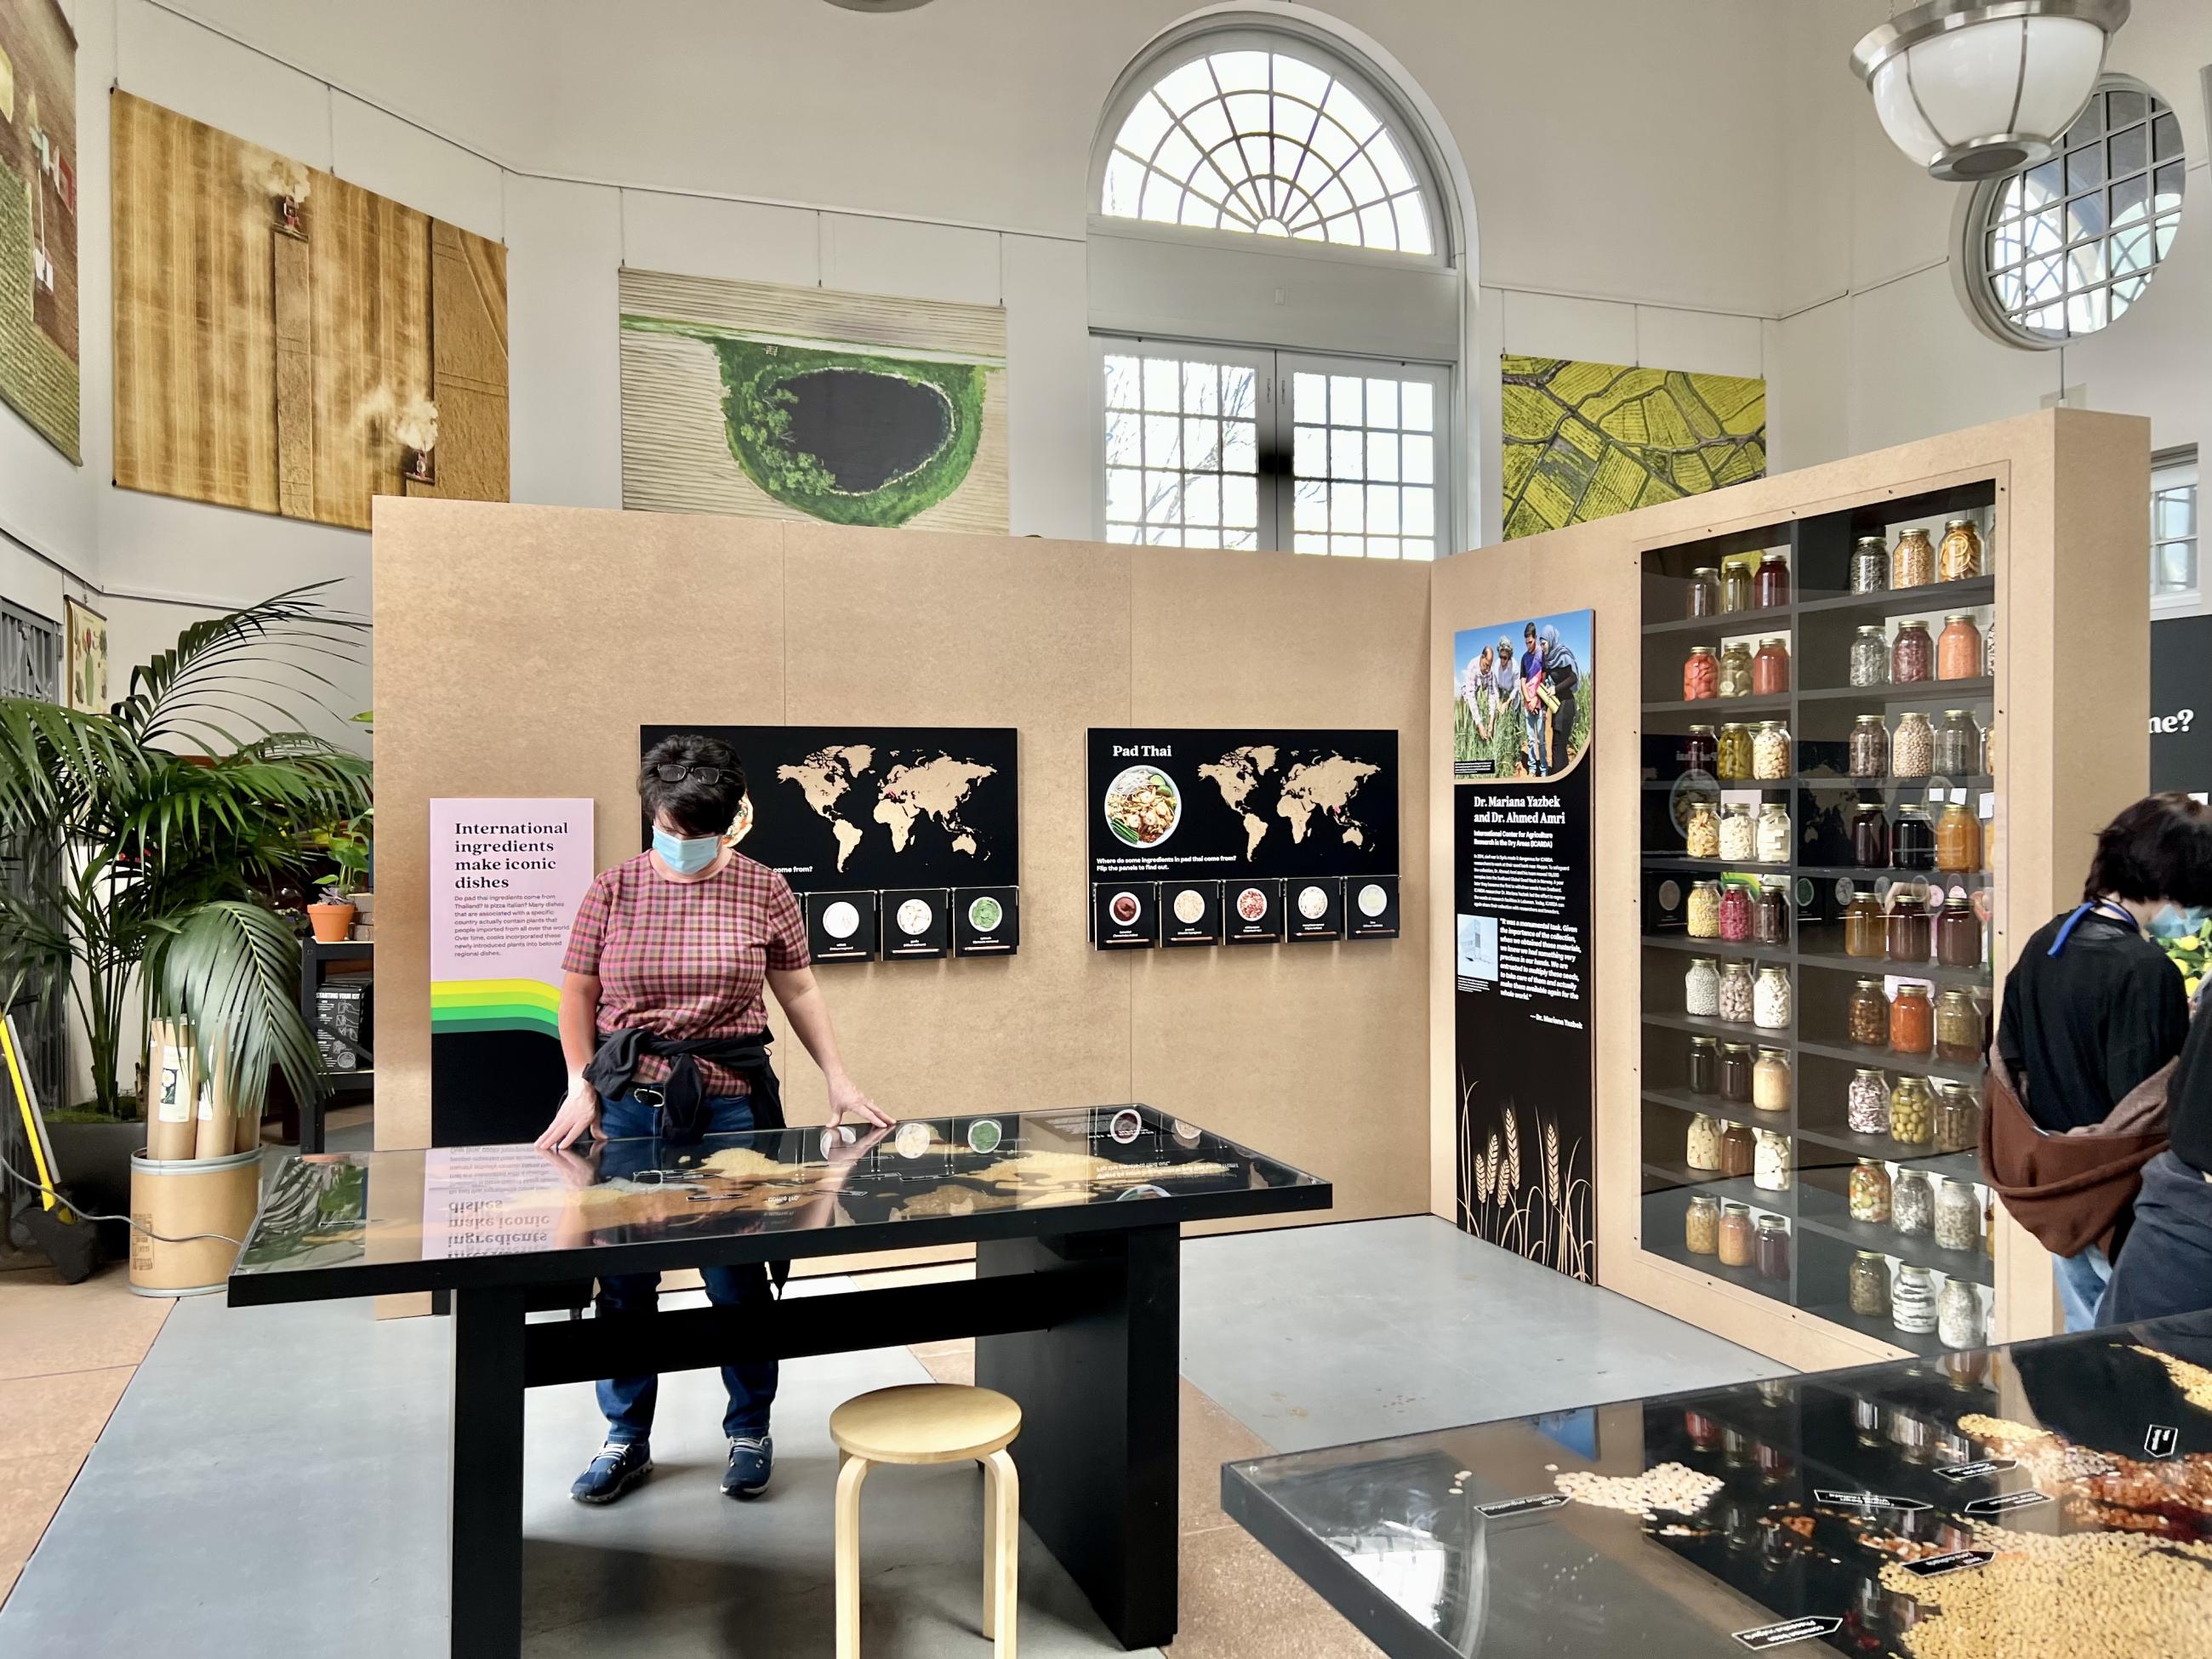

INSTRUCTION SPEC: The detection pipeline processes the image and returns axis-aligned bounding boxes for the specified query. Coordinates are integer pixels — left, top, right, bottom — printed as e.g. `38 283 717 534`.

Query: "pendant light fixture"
1850 0 2131 181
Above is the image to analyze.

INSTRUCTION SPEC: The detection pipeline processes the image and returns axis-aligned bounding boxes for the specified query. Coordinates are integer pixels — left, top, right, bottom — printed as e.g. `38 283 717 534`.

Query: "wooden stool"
830 1382 1022 1659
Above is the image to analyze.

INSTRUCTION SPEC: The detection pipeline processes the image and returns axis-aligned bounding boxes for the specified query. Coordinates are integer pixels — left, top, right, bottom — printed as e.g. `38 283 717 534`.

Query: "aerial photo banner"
430 799 594 1146
1449 610 1596 1281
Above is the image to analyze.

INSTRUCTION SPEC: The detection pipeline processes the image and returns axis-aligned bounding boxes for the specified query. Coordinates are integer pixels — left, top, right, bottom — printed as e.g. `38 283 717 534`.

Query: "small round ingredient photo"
967 894 1003 932
1103 765 1182 847
1172 887 1206 926
1109 891 1142 926
894 1120 935 1160
966 1118 1003 1154
822 900 861 940
1236 887 1268 922
1297 885 1330 920
1357 882 1389 919
897 898 933 936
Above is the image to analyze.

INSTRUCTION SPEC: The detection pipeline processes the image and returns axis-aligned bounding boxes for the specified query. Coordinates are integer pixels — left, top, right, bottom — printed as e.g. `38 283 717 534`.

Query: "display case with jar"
1642 471 2012 1361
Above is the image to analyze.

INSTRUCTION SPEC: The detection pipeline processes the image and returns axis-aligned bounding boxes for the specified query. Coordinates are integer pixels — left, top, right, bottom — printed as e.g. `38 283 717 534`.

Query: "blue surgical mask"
652 827 721 875
2150 904 2209 940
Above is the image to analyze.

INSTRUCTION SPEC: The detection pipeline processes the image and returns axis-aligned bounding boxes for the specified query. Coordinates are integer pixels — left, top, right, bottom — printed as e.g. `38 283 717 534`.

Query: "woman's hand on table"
826 1074 892 1129
536 1079 601 1149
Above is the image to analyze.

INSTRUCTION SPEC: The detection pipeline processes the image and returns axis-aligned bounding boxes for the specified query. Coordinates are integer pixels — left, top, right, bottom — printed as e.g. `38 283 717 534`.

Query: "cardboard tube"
146 1018 198 1162
194 1028 237 1161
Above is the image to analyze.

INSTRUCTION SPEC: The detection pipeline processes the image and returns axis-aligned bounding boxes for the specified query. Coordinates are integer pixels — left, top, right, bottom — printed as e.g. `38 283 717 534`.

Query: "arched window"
1965 76 2185 346
1098 43 1440 259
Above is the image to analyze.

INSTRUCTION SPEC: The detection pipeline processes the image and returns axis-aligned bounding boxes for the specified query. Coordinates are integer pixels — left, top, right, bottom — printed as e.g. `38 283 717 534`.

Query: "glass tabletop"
1225 1311 2212 1658
229 1104 1328 1303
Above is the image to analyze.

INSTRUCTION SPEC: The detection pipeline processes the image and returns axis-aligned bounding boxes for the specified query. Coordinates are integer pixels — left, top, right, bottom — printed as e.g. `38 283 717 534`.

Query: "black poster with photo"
1449 609 1597 1284
641 726 1018 892
1085 727 1399 883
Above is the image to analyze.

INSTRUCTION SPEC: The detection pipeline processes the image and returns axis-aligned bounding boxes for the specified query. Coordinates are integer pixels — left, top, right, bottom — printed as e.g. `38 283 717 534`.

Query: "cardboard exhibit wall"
373 503 1432 1235
1431 408 2153 1370
374 408 2149 1357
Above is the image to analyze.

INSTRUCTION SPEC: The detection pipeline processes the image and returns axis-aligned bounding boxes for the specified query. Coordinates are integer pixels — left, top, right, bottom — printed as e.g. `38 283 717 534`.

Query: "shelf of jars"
1639 489 2000 1359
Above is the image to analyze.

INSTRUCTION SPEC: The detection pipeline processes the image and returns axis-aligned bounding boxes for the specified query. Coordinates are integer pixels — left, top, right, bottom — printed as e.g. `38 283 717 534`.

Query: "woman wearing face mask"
1987 793 2212 1329
538 732 891 1504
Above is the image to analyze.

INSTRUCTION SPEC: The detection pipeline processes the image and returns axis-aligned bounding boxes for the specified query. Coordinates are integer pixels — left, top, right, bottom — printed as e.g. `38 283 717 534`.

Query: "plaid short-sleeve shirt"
562 851 809 1098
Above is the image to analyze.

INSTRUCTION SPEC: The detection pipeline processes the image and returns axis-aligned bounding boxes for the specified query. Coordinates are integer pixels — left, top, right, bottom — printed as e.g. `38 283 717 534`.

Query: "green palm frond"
145 900 325 1118
111 582 367 749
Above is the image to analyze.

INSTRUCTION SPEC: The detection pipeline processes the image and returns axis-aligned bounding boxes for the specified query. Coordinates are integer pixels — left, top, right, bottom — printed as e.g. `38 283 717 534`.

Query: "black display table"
229 1104 1328 1657
1223 1310 2212 1658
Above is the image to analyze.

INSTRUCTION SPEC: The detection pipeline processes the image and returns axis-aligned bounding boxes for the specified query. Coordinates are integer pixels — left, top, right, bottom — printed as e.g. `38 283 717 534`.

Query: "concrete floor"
0 1214 1782 1657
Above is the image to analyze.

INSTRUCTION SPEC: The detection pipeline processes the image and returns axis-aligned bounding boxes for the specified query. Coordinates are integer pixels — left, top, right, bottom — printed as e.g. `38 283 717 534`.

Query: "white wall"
1770 0 2212 476
0 0 1796 627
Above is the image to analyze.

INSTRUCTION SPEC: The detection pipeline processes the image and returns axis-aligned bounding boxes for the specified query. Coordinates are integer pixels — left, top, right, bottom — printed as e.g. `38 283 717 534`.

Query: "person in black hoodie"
1992 793 2212 1328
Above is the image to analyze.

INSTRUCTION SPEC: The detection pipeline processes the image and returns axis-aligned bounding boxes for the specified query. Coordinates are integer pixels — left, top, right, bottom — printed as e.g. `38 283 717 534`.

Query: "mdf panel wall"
774 524 1136 1126
374 503 1433 1229
373 502 789 1147
1130 550 1432 1229
1428 408 2151 1371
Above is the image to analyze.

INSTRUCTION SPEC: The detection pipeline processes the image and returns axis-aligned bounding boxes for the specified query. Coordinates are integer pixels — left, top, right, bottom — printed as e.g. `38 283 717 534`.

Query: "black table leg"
450 1286 527 1659
976 1223 1179 1650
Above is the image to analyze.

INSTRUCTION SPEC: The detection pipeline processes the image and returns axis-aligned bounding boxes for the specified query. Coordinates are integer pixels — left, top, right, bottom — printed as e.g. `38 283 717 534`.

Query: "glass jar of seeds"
1686 880 1721 938
1718 961 1756 1023
1935 1178 1981 1251
1937 1279 1983 1349
1685 956 1721 1018
1849 715 1889 778
1893 1167 1936 1235
1850 535 1888 595
1893 711 1935 778
1850 624 1889 687
1848 1069 1891 1134
1752 721 1792 780
1685 1193 1720 1254
1849 1250 1890 1318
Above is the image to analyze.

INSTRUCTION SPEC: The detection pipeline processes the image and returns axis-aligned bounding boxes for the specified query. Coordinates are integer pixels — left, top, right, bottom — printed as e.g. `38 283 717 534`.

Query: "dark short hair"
2084 792 2212 908
1524 623 1538 640
639 733 746 836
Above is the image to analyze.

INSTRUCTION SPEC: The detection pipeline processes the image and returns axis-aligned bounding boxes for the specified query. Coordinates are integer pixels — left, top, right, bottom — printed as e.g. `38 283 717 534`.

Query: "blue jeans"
2053 1244 2113 1332
594 1092 777 1444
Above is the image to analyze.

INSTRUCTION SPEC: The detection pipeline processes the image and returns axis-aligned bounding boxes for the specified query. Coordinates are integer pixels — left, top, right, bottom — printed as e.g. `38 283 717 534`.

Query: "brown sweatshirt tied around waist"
1981 1054 2173 1259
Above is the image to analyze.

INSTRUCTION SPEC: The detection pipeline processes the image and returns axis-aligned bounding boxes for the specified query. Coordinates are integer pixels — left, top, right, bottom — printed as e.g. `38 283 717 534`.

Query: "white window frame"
2152 448 2199 613
1091 24 1453 271
1093 335 1452 559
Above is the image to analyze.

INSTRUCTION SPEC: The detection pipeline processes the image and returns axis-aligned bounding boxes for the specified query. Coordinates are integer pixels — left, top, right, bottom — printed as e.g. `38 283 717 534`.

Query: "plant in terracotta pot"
307 816 371 942
0 586 371 1160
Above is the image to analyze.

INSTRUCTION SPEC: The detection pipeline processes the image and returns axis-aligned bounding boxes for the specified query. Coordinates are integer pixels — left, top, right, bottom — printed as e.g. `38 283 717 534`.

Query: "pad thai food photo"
1104 765 1181 847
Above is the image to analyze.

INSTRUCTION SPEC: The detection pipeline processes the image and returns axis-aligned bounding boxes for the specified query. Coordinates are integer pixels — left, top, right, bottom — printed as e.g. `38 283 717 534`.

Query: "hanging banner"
430 799 594 1146
2151 613 2212 801
1449 612 1597 1281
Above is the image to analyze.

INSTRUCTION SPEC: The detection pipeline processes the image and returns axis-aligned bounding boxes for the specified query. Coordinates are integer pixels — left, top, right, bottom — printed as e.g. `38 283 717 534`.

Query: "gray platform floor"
0 1215 1781 1656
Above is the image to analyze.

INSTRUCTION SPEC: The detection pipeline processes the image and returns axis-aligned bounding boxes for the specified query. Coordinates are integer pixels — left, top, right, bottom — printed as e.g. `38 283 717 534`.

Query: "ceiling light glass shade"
1852 0 2129 181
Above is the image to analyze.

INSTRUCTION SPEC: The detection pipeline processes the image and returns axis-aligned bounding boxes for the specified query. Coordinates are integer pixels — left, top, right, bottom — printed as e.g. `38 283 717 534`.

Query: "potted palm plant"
0 586 371 1219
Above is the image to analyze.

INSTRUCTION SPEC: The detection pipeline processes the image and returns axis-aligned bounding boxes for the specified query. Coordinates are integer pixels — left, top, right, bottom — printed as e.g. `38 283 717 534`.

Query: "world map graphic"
775 744 999 873
1194 744 1383 861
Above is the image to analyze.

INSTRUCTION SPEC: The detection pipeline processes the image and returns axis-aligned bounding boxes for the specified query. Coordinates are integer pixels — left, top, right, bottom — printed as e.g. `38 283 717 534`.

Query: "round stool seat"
830 1383 1023 1465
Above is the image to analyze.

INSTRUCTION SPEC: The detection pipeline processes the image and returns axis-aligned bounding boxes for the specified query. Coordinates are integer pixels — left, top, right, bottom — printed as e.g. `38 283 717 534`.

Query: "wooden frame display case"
1639 482 2000 1360
1429 409 2153 1373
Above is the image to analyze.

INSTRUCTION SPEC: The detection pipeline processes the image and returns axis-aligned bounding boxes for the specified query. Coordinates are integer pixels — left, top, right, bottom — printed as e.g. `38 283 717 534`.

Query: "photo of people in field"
1451 610 1593 780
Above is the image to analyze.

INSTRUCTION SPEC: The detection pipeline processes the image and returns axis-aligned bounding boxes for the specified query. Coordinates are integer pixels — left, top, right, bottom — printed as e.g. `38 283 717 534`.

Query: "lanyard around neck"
2049 898 2138 956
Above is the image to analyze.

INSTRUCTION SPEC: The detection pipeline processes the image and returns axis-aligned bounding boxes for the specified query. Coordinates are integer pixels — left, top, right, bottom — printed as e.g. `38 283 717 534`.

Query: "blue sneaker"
570 1439 653 1504
722 1434 773 1500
